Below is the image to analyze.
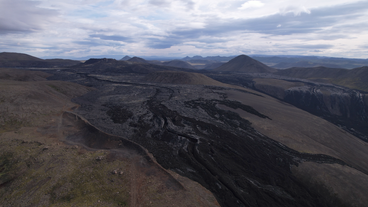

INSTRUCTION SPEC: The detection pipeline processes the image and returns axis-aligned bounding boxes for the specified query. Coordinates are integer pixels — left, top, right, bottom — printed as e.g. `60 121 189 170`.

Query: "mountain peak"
128 56 148 63
214 54 276 73
120 55 131 61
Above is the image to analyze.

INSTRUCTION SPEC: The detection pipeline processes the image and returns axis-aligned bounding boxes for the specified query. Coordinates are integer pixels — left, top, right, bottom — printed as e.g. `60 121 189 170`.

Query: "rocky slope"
43 65 368 207
208 73 368 143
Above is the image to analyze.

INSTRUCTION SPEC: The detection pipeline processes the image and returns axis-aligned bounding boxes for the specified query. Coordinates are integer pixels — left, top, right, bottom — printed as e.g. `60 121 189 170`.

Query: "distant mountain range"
0 52 80 68
251 55 368 69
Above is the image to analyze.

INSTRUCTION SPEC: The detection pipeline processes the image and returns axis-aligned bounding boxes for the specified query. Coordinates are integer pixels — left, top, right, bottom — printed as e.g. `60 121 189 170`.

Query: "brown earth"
0 69 219 207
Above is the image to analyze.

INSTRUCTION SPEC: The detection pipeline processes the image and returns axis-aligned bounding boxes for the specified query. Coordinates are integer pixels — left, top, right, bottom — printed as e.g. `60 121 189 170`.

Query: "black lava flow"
49 69 352 207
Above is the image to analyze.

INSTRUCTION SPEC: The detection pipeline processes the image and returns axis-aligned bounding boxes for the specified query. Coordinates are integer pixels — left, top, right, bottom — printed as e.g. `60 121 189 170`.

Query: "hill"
213 55 276 73
161 60 196 69
275 66 368 91
128 57 148 63
0 52 80 68
120 55 131 61
143 71 228 86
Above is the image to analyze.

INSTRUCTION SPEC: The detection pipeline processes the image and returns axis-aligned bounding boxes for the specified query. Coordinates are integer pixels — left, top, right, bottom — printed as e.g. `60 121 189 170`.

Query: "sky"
0 0 368 59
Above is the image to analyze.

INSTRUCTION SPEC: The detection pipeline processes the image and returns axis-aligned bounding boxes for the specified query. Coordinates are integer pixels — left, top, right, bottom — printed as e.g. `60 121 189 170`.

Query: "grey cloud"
169 1 368 40
293 44 334 49
180 0 195 10
74 39 124 47
149 0 171 7
145 37 182 49
90 34 134 43
144 35 226 49
316 34 350 40
0 0 58 35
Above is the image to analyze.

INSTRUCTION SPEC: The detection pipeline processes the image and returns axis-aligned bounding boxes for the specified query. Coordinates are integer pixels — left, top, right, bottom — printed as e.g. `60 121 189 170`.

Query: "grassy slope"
0 69 219 207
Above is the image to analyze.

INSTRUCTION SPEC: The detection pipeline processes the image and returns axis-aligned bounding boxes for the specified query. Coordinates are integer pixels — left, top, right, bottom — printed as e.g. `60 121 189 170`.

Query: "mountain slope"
275 66 368 92
214 55 276 73
0 52 80 68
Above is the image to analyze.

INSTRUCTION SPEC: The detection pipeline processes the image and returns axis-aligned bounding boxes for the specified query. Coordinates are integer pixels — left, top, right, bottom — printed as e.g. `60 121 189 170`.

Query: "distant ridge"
143 71 228 86
84 58 117 65
275 66 347 79
213 55 276 73
128 57 148 63
275 66 368 92
0 52 79 68
274 61 340 69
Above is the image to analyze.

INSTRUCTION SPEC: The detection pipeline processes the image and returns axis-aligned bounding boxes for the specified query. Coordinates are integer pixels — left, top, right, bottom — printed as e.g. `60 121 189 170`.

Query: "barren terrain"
0 68 219 207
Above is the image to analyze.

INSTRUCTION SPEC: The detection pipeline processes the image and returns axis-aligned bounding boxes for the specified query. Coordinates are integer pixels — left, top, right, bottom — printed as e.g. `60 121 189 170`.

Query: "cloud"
180 0 195 10
2 0 368 59
145 37 182 49
90 34 134 42
149 0 171 7
0 0 58 34
167 0 368 40
74 39 124 47
239 1 264 10
280 6 311 16
293 44 334 49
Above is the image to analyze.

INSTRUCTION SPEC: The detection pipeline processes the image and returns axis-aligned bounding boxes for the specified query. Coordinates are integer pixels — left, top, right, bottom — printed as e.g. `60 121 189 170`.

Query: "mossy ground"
0 135 131 207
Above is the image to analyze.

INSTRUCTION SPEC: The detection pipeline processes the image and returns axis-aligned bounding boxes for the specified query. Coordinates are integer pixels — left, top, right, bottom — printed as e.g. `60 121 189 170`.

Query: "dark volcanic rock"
70 79 349 207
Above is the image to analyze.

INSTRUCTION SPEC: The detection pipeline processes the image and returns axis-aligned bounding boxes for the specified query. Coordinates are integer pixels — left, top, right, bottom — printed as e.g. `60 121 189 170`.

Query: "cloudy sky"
1 0 368 59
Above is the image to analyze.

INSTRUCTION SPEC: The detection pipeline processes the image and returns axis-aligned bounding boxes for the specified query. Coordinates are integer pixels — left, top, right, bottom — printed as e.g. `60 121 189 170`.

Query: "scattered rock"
112 170 118 174
95 156 104 161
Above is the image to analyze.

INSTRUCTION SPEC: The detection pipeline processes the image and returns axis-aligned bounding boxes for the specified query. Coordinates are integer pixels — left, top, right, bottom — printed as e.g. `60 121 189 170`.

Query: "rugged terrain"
45 62 368 206
0 68 219 207
2 54 368 207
